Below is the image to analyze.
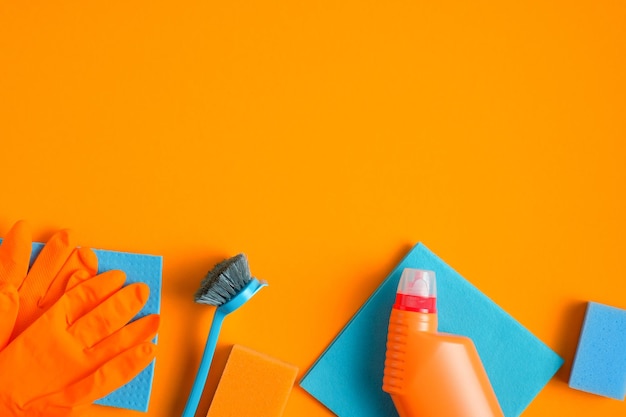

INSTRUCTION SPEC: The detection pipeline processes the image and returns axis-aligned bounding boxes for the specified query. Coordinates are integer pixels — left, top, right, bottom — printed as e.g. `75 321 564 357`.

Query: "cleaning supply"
300 243 562 417
182 253 267 417
206 344 298 417
569 301 626 400
0 221 31 350
0 269 159 416
0 221 98 344
0 284 18 349
0 221 31 290
92 248 162 411
1 221 163 412
11 232 98 341
383 268 503 417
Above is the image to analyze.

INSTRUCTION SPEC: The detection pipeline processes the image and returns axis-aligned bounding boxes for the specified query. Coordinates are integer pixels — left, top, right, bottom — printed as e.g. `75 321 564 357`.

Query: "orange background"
1 1 625 416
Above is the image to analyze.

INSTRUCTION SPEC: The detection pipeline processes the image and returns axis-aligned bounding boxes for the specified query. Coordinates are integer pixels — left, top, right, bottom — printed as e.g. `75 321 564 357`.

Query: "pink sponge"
569 301 626 400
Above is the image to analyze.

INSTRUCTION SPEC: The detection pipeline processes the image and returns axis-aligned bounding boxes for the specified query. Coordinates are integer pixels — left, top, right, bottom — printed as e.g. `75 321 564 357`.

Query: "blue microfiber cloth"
569 301 626 400
28 243 162 412
300 243 563 417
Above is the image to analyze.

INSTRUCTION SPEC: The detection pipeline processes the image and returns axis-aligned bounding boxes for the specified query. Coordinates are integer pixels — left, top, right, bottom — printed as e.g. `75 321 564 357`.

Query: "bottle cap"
394 268 437 313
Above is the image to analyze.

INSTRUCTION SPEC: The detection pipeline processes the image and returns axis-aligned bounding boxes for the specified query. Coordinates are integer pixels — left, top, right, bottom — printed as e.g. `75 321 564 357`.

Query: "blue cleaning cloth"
28 243 162 412
569 301 626 400
300 243 563 417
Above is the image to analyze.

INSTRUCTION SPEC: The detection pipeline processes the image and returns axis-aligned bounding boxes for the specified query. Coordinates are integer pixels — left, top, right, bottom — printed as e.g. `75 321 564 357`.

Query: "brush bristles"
195 254 253 306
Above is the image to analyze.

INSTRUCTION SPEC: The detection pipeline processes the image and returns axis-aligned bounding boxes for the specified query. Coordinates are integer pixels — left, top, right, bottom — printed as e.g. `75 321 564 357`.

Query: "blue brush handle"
181 279 267 417
181 308 226 417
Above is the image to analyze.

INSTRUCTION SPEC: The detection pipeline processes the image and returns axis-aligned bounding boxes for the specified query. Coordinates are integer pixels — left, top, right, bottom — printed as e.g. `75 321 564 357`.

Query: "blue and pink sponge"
569 301 626 400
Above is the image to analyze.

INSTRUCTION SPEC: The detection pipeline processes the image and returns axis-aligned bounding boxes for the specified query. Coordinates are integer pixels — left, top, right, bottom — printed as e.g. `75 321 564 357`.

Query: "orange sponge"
206 344 298 417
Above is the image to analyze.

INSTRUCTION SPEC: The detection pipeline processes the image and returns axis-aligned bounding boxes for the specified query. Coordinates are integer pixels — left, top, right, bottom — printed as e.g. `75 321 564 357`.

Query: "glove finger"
39 247 98 310
15 399 81 417
21 228 74 298
69 282 150 348
25 404 83 417
64 270 126 325
0 220 32 287
41 342 157 407
0 283 18 350
88 314 159 363
64 248 99 292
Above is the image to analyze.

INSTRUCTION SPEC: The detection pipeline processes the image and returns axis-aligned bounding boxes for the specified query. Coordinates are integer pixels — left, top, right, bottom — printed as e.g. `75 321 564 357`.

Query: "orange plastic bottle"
383 269 504 417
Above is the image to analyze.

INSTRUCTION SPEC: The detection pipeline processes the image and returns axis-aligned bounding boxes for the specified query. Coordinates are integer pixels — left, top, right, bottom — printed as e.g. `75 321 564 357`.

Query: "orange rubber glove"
0 269 159 417
0 221 98 347
0 283 19 349
0 222 31 347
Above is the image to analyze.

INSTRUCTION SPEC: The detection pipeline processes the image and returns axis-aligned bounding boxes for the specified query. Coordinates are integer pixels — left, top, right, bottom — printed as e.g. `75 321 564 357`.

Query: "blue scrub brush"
181 253 267 417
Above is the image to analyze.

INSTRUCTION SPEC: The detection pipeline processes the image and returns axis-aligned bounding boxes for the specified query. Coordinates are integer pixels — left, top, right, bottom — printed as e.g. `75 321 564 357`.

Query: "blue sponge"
569 301 626 400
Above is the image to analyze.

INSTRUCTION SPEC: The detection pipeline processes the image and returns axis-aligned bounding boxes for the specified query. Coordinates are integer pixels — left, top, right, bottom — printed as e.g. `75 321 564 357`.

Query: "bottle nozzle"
394 268 437 313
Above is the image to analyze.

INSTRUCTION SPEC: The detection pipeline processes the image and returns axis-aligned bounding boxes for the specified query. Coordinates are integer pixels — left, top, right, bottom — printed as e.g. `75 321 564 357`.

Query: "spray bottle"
383 268 504 417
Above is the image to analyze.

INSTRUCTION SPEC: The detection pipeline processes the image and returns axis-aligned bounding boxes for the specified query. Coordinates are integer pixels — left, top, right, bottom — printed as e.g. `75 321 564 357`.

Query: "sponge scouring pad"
569 301 626 400
206 344 299 417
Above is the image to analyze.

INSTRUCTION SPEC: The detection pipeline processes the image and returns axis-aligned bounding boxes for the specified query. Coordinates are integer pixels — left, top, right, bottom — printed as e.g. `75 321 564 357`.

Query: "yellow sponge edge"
206 344 299 417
